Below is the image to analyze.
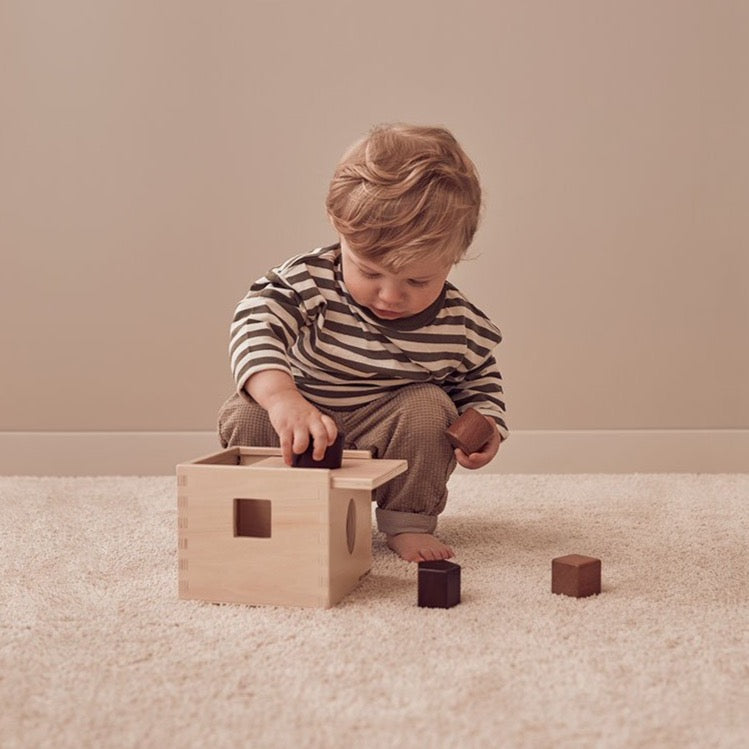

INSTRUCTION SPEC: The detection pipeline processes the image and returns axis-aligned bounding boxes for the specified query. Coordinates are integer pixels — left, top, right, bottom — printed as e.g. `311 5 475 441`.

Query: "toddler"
218 123 508 562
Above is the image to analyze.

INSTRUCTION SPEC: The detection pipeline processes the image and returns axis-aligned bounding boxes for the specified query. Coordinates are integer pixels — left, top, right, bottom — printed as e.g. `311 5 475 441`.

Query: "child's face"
340 238 452 321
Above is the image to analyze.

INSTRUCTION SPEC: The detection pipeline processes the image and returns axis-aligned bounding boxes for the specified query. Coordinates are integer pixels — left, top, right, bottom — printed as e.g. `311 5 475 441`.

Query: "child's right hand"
245 370 338 466
265 392 338 466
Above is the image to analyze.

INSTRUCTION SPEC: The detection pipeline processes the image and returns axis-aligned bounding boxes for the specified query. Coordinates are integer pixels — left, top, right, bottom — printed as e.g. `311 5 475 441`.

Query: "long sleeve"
229 257 324 395
444 353 508 440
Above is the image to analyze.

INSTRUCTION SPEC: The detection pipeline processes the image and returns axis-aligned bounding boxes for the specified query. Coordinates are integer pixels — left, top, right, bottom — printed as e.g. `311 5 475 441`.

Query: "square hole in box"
234 498 271 538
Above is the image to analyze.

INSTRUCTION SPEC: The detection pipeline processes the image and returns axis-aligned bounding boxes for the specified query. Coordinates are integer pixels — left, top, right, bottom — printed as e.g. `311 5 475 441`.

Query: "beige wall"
2 0 747 435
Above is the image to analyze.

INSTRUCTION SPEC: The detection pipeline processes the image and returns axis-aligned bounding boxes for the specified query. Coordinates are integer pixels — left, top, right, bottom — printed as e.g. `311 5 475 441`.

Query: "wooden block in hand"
551 554 601 597
418 560 461 608
445 407 495 454
291 432 345 469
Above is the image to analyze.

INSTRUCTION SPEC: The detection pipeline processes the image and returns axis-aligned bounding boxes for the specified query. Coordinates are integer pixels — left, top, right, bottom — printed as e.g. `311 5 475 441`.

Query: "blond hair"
326 124 482 270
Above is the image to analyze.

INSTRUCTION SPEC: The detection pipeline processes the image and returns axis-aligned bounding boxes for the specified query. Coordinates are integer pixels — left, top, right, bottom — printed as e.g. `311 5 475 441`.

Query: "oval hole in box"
346 498 356 554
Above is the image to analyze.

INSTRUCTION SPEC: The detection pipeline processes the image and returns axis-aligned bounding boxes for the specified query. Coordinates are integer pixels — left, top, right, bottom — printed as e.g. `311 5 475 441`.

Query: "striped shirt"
230 244 508 439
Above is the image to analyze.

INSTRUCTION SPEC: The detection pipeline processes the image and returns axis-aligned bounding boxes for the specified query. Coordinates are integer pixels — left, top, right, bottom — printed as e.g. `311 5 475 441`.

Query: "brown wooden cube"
418 560 461 608
291 432 345 469
445 408 495 454
552 554 601 597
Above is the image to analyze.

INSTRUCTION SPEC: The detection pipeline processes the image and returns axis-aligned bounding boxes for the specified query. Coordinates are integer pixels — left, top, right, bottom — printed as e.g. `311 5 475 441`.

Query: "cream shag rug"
1 473 747 749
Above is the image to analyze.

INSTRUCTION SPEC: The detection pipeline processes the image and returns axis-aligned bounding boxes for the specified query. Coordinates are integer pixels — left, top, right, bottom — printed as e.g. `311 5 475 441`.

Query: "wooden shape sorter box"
176 446 407 609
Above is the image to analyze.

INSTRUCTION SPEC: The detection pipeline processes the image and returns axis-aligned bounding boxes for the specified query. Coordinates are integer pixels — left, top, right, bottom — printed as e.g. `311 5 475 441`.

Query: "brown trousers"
217 383 458 535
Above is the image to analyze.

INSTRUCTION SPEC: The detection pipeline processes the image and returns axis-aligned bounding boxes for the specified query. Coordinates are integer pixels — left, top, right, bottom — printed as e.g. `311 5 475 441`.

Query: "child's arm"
230 254 335 464
245 369 337 466
446 356 508 434
445 351 507 469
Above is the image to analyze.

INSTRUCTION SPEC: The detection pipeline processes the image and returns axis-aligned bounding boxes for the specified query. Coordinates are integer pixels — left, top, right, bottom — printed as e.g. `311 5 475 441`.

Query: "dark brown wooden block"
418 560 461 608
291 432 345 469
551 554 601 598
445 407 495 454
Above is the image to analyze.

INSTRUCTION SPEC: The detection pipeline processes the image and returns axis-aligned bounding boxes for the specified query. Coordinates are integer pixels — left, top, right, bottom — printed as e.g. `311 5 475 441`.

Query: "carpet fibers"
1 473 747 748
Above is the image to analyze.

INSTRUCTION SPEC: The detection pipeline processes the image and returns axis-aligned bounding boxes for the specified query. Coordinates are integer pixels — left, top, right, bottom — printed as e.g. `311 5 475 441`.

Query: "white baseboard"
0 430 747 475
0 432 221 477
470 429 749 474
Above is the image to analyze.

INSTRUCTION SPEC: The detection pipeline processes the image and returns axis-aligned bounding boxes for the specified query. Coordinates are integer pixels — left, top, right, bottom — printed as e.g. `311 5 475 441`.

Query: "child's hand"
453 416 502 470
264 391 338 466
246 370 338 466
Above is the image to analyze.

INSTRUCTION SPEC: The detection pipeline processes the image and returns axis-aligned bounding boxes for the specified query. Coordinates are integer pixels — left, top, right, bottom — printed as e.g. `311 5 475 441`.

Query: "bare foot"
386 533 455 563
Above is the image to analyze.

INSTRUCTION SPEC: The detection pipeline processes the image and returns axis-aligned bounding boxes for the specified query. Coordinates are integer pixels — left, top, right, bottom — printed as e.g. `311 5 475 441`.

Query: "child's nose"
378 283 404 304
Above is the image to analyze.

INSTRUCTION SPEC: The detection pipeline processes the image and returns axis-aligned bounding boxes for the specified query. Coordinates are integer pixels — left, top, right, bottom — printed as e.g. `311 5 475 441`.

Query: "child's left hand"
454 416 503 469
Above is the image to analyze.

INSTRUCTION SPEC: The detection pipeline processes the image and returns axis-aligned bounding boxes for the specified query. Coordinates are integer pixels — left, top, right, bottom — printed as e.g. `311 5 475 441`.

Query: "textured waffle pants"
217 383 458 535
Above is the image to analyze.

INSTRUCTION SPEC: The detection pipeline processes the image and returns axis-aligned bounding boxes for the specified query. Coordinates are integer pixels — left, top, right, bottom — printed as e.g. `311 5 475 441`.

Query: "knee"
217 392 274 448
217 392 244 447
394 384 458 441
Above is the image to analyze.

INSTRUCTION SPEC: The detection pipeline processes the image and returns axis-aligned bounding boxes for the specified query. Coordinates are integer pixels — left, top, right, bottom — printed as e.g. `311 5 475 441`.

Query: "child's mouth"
372 307 403 319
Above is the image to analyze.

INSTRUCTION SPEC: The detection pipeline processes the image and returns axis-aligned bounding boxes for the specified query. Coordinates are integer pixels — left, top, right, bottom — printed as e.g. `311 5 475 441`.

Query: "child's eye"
408 279 429 287
361 271 380 279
